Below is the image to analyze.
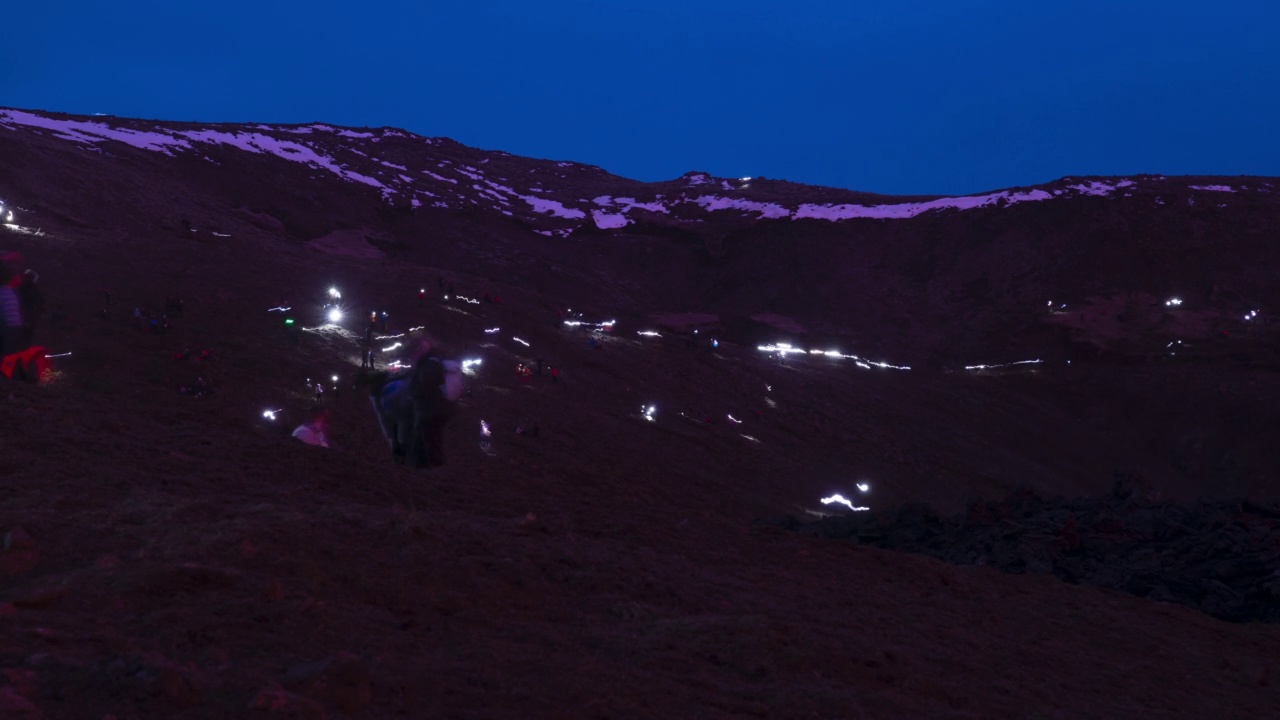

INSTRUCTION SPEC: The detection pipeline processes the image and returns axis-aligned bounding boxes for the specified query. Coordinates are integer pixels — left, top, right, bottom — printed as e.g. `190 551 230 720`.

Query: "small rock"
0 686 42 720
285 652 372 714
248 686 326 720
4 527 36 551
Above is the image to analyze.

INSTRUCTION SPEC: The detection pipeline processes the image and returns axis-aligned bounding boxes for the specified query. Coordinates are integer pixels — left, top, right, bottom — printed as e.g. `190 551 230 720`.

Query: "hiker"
292 406 331 448
368 337 462 467
550 366 559 383
0 260 23 356
17 270 43 347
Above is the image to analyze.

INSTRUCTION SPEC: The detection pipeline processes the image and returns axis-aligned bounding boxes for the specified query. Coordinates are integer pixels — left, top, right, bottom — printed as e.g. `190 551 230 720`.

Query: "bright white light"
461 358 483 376
1165 297 1183 307
513 337 530 347
739 176 752 182
43 351 72 358
759 343 908 370
326 307 343 323
455 295 481 305
740 434 761 444
331 375 338 383
637 330 661 337
262 409 282 421
1245 309 1259 321
480 420 491 437
381 342 402 353
856 483 870 493
484 327 500 334
727 414 742 424
642 405 657 421
821 494 870 512
267 306 291 313
328 287 341 299
5 211 12 222
758 343 805 356
964 359 1042 371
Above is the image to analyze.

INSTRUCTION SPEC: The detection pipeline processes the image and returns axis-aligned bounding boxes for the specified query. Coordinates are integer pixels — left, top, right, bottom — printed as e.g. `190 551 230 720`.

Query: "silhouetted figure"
0 261 23 355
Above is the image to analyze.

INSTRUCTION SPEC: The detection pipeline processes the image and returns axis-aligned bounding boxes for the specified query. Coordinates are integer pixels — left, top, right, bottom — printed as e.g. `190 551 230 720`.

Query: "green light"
285 318 294 325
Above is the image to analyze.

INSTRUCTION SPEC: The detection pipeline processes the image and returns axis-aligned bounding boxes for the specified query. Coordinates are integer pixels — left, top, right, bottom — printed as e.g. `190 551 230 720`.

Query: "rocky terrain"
1 108 1278 718
786 479 1280 624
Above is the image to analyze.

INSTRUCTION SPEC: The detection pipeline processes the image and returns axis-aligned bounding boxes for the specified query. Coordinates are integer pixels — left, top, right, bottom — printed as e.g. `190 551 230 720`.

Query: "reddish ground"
2 220 1279 719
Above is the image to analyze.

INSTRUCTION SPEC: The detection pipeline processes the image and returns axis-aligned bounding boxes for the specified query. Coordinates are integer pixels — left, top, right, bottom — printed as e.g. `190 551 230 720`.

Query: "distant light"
328 287 341 299
484 327 500 334
821 494 869 512
642 405 657 421
331 375 338 383
1165 297 1183 307
856 483 870 493
480 420 492 437
262 409 282 421
513 337 530 346
326 308 343 323
739 176 752 182
284 318 295 325
964 359 1042 371
637 330 660 337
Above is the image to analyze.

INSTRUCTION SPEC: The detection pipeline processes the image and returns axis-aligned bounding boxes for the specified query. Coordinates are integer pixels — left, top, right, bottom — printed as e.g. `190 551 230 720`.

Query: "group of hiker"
0 252 44 358
292 293 470 469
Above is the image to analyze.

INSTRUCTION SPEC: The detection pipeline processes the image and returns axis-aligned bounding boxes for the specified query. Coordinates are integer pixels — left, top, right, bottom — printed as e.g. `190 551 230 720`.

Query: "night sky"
3 1 1277 194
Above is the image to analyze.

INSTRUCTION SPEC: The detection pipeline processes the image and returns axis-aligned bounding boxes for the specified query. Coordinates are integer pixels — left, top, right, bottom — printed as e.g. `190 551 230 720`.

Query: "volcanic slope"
0 108 1279 718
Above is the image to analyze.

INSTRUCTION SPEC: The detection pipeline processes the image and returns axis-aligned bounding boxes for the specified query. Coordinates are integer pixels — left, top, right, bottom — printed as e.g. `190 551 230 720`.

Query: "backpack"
440 360 464 402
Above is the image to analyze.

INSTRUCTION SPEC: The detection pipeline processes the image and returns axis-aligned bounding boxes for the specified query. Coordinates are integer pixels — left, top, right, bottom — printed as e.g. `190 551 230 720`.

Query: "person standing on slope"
0 258 24 356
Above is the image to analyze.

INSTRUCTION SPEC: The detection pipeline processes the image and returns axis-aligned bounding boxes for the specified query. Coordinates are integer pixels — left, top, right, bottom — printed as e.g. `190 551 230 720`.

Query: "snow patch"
0 109 190 154
592 210 630 229
795 189 1053 221
520 196 586 220
694 195 791 219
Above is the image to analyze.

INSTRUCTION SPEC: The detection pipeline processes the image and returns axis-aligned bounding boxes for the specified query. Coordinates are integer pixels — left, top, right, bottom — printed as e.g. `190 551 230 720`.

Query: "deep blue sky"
3 1 1277 194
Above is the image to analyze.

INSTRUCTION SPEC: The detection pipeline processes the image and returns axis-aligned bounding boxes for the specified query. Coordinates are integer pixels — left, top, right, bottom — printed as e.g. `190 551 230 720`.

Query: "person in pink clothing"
292 406 331 449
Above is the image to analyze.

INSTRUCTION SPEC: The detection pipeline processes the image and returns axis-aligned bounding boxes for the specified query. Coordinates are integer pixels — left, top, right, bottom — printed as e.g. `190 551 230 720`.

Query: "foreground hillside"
2 210 1279 718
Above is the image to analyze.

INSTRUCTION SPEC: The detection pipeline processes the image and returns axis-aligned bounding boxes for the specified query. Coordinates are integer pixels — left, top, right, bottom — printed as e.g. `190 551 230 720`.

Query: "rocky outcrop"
781 481 1280 623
